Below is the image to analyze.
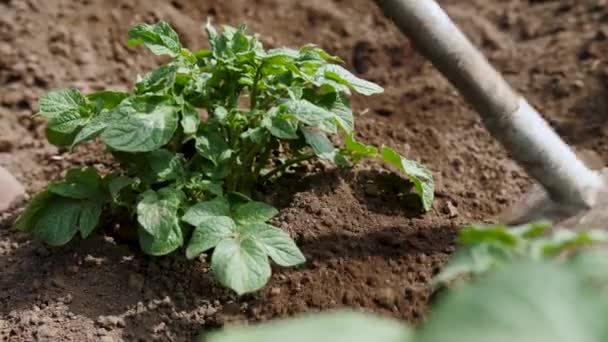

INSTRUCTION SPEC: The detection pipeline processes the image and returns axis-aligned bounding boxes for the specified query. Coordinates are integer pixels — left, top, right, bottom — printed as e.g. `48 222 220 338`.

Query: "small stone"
100 336 116 342
0 166 26 212
128 273 145 292
270 287 281 296
375 287 397 309
443 201 459 218
84 254 104 266
364 183 380 197
97 315 124 328
37 324 57 338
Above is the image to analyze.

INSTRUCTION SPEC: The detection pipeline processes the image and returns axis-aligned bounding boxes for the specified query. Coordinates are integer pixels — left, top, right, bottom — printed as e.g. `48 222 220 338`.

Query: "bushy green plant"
16 20 434 294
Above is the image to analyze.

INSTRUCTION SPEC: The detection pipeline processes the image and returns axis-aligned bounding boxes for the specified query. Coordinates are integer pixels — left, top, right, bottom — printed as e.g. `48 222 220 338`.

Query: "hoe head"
497 149 608 229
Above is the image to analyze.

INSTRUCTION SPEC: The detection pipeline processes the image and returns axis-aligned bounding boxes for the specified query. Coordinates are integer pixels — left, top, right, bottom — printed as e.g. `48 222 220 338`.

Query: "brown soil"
1 0 607 340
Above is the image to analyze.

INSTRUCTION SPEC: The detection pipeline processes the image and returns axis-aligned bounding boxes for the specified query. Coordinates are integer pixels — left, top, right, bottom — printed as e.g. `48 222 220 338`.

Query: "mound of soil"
1 0 607 340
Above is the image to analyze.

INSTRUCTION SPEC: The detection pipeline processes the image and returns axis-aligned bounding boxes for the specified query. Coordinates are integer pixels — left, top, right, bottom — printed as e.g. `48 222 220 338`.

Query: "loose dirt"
1 0 607 340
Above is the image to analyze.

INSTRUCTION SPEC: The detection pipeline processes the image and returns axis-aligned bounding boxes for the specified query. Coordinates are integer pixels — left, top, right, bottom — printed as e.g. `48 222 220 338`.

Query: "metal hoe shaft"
375 0 604 213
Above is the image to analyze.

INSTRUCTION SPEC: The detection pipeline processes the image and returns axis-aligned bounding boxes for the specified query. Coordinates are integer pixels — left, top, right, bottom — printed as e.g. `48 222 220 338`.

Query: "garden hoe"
375 0 608 228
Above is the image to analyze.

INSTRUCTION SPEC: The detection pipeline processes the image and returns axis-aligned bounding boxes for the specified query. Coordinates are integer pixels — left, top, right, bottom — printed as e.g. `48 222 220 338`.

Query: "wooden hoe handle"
375 0 604 213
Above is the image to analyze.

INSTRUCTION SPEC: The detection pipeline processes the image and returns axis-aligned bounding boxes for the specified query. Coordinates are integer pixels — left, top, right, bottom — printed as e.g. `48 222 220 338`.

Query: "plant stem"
261 153 316 181
375 0 604 213
250 62 264 110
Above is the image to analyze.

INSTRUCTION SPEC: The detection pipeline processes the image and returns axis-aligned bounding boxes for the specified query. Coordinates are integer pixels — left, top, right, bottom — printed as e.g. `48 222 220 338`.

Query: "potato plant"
16 20 434 294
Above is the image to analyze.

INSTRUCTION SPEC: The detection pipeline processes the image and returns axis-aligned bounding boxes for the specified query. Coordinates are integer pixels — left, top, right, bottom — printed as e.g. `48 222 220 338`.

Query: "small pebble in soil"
84 254 104 267
443 201 459 218
364 183 380 197
0 166 25 213
375 287 397 309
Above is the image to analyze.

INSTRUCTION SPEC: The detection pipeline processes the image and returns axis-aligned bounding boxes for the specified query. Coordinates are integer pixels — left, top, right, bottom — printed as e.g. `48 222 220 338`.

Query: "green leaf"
102 100 178 152
181 104 199 135
265 113 299 139
202 311 411 342
459 224 518 247
243 223 305 267
33 197 81 246
195 131 231 166
317 64 383 96
182 196 230 227
38 88 87 119
46 110 88 134
78 200 102 238
211 237 271 295
233 201 279 224
186 216 236 259
135 64 178 94
48 167 102 200
15 190 54 232
282 99 333 127
380 146 434 211
301 126 336 160
136 188 183 239
70 111 110 148
343 134 377 163
107 175 136 200
128 21 181 57
46 127 80 147
138 223 183 256
418 261 608 342
88 91 128 110
146 149 184 182
320 92 353 134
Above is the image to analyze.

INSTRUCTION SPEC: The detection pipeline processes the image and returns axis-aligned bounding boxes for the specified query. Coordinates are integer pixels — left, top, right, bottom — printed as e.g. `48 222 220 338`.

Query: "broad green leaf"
264 113 299 140
102 101 178 152
233 201 278 224
181 104 199 135
243 223 305 267
33 197 81 246
182 196 230 227
136 188 182 239
138 223 183 256
380 146 434 211
38 88 87 119
301 126 336 160
317 64 383 95
146 149 184 182
48 167 102 200
418 261 608 342
46 110 88 134
107 175 136 200
282 99 333 127
344 134 377 163
319 92 353 134
46 126 80 147
534 229 608 258
300 44 344 63
128 21 181 57
195 131 231 166
88 91 128 111
135 64 178 94
203 311 411 342
211 237 271 295
15 190 54 232
78 200 102 238
459 224 519 247
70 112 110 148
186 216 236 259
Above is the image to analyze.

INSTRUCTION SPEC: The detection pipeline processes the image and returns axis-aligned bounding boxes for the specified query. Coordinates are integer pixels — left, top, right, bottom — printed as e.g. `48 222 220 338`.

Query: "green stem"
261 153 316 181
250 61 265 110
